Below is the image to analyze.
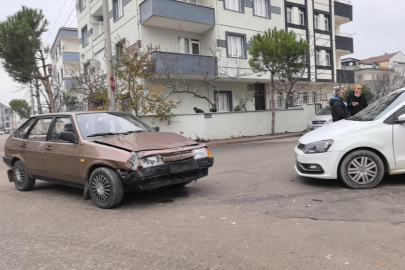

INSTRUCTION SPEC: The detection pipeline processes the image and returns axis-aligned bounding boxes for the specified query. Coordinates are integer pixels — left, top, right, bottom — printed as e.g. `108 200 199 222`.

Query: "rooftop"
360 52 400 64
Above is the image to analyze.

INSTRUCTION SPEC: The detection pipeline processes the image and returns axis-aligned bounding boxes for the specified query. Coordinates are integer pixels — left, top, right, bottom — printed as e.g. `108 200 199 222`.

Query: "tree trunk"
270 72 276 135
34 78 43 114
39 50 56 113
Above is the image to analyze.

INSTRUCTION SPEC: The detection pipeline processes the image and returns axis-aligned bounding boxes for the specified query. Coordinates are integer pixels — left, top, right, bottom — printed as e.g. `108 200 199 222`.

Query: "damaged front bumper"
122 157 214 190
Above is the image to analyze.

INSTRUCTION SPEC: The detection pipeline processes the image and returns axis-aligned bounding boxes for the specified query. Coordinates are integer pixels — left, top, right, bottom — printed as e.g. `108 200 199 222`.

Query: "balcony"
140 0 215 33
151 52 217 77
336 33 354 54
334 0 353 24
62 52 80 63
336 69 355 84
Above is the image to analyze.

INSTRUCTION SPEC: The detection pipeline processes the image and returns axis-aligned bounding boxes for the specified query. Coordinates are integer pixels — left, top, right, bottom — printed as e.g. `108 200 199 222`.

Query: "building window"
357 75 363 81
325 51 331 66
179 0 197 3
287 6 292 23
216 92 232 112
314 13 319 29
55 50 58 61
79 0 86 11
298 8 305 25
316 50 320 65
57 73 60 85
225 0 241 12
227 35 245 58
61 69 64 80
81 26 88 47
324 15 330 31
254 0 269 17
115 40 125 59
178 38 200 55
113 0 124 20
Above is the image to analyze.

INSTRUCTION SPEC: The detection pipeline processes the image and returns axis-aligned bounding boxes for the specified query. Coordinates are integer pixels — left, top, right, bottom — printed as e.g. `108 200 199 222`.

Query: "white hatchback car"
295 89 405 189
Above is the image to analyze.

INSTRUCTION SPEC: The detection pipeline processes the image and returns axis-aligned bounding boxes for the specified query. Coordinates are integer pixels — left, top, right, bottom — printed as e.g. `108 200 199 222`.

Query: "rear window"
15 119 35 139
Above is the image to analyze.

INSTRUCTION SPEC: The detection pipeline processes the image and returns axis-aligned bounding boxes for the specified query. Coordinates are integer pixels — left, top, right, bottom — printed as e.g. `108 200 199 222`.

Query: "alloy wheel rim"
14 166 25 188
91 175 110 203
348 156 378 184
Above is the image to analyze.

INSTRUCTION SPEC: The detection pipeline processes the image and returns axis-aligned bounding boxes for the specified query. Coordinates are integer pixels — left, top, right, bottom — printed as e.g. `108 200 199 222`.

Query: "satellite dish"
349 62 353 66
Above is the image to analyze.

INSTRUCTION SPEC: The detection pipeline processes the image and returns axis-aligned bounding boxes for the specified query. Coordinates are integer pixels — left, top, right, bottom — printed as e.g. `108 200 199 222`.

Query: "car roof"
31 111 131 118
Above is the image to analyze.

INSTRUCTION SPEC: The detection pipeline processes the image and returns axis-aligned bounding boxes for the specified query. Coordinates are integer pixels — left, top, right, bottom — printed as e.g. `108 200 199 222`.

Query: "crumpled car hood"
93 132 199 152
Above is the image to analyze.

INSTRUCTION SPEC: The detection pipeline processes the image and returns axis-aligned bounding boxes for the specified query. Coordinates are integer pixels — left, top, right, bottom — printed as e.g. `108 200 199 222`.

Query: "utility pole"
102 0 116 111
29 81 35 115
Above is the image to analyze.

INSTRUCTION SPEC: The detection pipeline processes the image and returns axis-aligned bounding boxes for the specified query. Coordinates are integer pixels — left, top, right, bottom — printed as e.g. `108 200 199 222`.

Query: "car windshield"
76 112 152 139
347 91 405 122
317 107 331 115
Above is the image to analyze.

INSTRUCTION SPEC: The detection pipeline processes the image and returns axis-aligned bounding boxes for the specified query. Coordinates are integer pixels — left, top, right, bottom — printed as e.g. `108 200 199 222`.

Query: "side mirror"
395 114 405 124
152 126 160 132
59 131 78 143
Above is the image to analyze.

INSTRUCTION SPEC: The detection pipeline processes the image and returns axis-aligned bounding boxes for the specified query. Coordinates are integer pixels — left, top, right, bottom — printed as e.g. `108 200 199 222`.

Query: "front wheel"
13 161 36 191
89 167 124 209
339 150 385 189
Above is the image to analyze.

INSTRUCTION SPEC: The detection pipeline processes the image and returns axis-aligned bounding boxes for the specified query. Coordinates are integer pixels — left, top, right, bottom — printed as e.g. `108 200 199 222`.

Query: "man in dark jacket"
346 85 368 116
330 89 350 122
193 107 205 113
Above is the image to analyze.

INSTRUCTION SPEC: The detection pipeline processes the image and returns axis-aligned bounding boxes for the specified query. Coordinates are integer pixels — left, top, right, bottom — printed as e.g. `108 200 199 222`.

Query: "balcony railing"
151 51 218 77
140 0 215 33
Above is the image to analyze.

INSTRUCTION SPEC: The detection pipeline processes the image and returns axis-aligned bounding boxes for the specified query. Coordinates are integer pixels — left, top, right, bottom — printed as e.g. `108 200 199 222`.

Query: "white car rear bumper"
294 147 346 179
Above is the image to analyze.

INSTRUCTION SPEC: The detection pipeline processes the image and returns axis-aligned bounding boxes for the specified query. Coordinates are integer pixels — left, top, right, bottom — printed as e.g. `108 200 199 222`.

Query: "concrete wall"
140 102 326 140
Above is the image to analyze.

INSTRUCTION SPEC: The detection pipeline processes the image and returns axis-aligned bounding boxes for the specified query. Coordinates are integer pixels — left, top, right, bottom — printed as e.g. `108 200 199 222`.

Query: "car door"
19 117 53 177
393 106 405 170
43 116 81 184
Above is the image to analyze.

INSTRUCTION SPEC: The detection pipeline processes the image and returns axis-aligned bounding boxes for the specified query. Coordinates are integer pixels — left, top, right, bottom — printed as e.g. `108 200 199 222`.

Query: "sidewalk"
206 132 305 147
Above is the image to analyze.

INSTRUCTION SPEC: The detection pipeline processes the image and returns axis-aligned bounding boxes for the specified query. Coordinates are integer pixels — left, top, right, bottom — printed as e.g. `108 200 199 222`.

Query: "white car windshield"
348 91 405 122
76 112 152 139
317 107 331 115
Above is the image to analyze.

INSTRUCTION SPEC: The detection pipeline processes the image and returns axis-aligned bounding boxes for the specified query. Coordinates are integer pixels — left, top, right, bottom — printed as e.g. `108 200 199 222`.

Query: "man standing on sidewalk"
330 89 350 122
347 85 368 116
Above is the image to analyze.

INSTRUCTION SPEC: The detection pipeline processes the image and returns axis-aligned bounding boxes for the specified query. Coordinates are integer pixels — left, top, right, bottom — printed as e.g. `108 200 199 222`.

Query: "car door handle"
19 144 27 148
44 146 53 151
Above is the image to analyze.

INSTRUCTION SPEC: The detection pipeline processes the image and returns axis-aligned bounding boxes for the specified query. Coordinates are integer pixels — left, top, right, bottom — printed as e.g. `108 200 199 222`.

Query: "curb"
206 132 305 147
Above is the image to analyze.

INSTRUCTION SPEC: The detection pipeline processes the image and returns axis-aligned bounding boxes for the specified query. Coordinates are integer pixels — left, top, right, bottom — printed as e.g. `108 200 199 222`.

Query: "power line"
68 13 77 27
63 5 76 28
45 0 70 43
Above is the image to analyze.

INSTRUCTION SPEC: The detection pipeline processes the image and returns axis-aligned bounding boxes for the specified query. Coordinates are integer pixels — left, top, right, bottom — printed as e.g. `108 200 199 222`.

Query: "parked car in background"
2 112 214 209
295 89 405 189
307 106 332 131
0 131 4 135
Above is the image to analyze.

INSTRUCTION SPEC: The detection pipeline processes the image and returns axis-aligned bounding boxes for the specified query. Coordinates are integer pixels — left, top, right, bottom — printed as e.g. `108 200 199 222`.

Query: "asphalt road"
1 135 405 270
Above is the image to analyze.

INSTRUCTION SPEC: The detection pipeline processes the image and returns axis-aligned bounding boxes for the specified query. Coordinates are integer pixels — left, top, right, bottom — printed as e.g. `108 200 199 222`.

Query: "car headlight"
141 155 164 168
326 119 333 125
127 152 140 170
304 140 334 154
308 120 312 125
192 147 212 159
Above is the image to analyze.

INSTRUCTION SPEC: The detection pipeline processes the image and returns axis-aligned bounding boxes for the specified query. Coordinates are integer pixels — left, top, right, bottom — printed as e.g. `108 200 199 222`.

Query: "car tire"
13 161 36 191
89 167 124 209
339 150 385 189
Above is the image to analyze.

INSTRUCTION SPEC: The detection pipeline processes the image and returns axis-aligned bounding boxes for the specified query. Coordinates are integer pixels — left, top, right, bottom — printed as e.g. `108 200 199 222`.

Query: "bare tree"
373 70 405 99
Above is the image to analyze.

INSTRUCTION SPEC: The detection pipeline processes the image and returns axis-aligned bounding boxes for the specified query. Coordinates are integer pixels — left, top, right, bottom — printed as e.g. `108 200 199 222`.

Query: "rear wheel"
89 167 124 209
339 150 385 189
13 161 36 191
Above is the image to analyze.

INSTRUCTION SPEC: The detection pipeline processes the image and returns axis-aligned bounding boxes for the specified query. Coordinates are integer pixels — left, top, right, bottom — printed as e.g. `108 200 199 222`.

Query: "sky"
0 0 404 107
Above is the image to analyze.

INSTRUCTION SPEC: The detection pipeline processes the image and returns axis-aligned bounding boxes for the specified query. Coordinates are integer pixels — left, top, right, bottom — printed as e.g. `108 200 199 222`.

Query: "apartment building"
76 0 354 113
341 52 405 93
50 27 84 111
0 103 16 134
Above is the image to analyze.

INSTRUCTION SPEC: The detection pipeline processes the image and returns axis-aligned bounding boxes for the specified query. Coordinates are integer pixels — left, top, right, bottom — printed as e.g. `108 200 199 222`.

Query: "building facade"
50 27 84 111
0 103 17 134
75 0 354 113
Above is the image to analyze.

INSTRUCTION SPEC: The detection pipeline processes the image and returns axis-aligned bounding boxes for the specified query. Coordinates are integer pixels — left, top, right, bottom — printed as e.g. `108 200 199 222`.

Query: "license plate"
171 162 198 173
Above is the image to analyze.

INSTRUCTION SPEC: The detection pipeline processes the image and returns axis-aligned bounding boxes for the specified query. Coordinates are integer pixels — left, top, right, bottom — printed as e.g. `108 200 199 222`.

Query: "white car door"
393 112 405 170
